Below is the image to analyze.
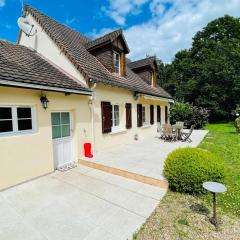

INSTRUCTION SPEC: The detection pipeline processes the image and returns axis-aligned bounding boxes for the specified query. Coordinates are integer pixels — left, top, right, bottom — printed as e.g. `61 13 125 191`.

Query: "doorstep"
79 159 168 189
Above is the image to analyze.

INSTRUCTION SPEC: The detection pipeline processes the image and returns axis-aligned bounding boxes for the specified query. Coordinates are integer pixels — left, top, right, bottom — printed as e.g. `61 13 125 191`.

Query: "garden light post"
203 181 227 228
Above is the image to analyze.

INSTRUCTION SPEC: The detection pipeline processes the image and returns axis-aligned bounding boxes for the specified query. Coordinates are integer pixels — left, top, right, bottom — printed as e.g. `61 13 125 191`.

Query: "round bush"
163 148 225 194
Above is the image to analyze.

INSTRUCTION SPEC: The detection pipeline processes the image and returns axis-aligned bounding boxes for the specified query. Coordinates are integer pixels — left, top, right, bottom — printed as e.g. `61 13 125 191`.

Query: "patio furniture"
181 125 194 142
157 122 162 138
162 124 177 141
172 122 184 140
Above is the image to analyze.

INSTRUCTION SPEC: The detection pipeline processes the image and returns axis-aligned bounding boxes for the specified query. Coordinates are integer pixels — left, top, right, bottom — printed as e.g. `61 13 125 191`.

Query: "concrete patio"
0 165 166 240
82 130 208 180
0 130 207 240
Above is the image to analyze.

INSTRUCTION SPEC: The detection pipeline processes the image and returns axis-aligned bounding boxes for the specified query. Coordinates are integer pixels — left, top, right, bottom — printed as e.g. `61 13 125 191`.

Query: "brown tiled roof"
85 29 130 53
23 5 172 99
128 56 157 70
0 40 91 94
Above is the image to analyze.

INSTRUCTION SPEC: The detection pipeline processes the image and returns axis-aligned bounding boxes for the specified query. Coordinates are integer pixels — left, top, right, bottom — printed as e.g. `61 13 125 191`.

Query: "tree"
158 15 240 121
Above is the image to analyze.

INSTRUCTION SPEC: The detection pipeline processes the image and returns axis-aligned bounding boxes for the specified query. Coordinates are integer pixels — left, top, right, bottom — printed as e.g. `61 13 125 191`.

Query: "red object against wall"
84 143 93 158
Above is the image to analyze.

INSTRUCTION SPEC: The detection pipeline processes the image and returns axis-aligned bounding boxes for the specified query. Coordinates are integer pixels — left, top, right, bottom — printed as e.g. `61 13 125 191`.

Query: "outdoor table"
203 181 227 227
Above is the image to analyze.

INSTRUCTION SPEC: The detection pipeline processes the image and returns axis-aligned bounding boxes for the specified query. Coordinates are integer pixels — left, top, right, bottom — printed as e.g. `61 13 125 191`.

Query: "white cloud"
5 24 12 29
0 0 5 8
65 18 76 25
102 0 149 25
100 0 240 62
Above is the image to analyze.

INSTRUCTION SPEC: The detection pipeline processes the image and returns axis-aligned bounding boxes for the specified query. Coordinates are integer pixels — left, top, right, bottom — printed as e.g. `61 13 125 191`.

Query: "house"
0 5 173 190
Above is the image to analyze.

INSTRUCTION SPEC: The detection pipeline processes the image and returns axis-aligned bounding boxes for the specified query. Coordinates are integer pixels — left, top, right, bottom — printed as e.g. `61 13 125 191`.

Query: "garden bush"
187 106 210 129
169 101 193 124
170 101 209 129
163 148 225 194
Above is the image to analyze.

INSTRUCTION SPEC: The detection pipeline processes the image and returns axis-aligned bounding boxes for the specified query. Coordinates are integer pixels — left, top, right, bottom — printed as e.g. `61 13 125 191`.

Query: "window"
142 105 146 125
113 52 120 74
112 105 120 128
0 106 35 135
51 112 71 139
165 106 168 124
150 105 154 125
0 107 13 133
17 107 32 130
137 104 142 127
157 105 161 123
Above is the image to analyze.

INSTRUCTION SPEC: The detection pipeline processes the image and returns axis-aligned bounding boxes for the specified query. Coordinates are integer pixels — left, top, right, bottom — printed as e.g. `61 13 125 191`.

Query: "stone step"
79 159 168 189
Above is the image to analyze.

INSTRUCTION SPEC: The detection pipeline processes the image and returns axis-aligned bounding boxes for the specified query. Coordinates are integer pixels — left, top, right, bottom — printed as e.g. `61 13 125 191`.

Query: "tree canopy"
158 15 240 120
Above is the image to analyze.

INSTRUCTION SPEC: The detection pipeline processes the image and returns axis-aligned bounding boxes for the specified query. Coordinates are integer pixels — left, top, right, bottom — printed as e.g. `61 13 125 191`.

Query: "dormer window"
113 51 121 74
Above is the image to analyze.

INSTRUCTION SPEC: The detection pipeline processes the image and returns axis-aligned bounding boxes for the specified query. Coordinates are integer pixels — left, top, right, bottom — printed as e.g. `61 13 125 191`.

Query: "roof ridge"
22 5 171 99
24 5 92 43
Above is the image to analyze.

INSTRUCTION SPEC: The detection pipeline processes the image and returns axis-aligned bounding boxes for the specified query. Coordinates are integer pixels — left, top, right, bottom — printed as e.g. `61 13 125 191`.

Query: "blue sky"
0 0 240 62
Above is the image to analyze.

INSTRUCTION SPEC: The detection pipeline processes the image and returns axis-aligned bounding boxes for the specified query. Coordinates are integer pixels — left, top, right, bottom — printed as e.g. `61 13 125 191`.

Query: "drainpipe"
88 82 97 154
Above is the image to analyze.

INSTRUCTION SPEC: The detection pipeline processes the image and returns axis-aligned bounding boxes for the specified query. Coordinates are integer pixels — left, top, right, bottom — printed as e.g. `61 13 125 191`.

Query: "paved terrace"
82 130 208 181
0 130 207 240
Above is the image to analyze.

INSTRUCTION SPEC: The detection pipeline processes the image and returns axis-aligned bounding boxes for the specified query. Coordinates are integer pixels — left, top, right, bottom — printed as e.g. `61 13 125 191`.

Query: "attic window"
113 51 120 74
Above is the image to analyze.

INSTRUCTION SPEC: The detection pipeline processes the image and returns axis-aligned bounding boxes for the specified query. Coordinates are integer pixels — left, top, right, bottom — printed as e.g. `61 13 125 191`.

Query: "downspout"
88 82 97 154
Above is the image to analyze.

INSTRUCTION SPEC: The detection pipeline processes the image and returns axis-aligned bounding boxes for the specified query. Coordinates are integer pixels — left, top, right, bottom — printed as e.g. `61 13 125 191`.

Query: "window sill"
110 128 127 135
141 124 151 129
0 130 37 138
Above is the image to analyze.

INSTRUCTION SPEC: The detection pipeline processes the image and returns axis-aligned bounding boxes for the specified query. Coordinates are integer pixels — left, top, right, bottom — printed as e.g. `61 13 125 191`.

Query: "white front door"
51 112 73 169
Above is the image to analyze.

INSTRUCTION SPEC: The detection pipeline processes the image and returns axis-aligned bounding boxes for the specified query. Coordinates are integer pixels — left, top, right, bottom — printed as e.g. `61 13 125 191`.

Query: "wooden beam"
79 159 169 189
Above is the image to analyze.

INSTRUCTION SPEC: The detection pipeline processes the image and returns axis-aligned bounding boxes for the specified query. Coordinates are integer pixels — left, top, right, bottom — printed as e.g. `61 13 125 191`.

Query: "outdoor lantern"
133 92 139 101
40 95 49 109
203 181 227 228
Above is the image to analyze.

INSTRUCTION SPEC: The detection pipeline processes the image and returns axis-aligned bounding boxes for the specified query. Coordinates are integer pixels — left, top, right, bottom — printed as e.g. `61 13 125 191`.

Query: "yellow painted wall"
0 86 91 190
92 85 170 152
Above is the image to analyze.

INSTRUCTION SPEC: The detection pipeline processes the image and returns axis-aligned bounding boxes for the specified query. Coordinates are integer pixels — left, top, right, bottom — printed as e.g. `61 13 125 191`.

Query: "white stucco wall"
19 14 87 87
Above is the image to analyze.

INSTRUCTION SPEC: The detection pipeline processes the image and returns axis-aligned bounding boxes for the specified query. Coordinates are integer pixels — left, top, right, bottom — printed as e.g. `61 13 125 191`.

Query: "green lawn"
134 123 240 240
199 123 240 216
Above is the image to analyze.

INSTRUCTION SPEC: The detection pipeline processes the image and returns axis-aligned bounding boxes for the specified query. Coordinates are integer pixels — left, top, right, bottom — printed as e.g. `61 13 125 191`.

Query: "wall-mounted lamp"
133 92 139 101
40 95 49 109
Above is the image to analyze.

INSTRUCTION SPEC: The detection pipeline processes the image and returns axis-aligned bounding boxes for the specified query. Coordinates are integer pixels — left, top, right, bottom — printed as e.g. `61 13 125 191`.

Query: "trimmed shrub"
163 148 224 194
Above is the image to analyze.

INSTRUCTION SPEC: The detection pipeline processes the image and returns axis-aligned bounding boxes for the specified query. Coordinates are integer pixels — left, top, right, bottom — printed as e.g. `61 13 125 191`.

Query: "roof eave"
0 80 92 96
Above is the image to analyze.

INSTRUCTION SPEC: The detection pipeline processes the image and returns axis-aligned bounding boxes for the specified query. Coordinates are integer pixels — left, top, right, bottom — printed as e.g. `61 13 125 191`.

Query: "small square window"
17 107 32 131
0 107 12 119
0 120 13 133
51 112 71 139
17 107 31 118
0 107 13 133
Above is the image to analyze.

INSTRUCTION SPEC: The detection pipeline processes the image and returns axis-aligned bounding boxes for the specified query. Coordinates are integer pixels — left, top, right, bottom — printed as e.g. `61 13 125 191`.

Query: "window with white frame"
112 104 120 129
142 105 146 125
0 106 35 135
113 52 120 74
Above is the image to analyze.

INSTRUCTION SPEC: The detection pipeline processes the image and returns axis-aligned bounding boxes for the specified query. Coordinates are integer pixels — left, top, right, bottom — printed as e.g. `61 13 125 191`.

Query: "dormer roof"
22 5 172 100
128 56 158 71
85 29 130 53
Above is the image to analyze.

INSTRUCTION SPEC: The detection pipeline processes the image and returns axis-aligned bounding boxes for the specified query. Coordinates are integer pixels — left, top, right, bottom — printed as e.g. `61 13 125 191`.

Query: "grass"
134 123 240 240
199 123 240 216
134 192 240 240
